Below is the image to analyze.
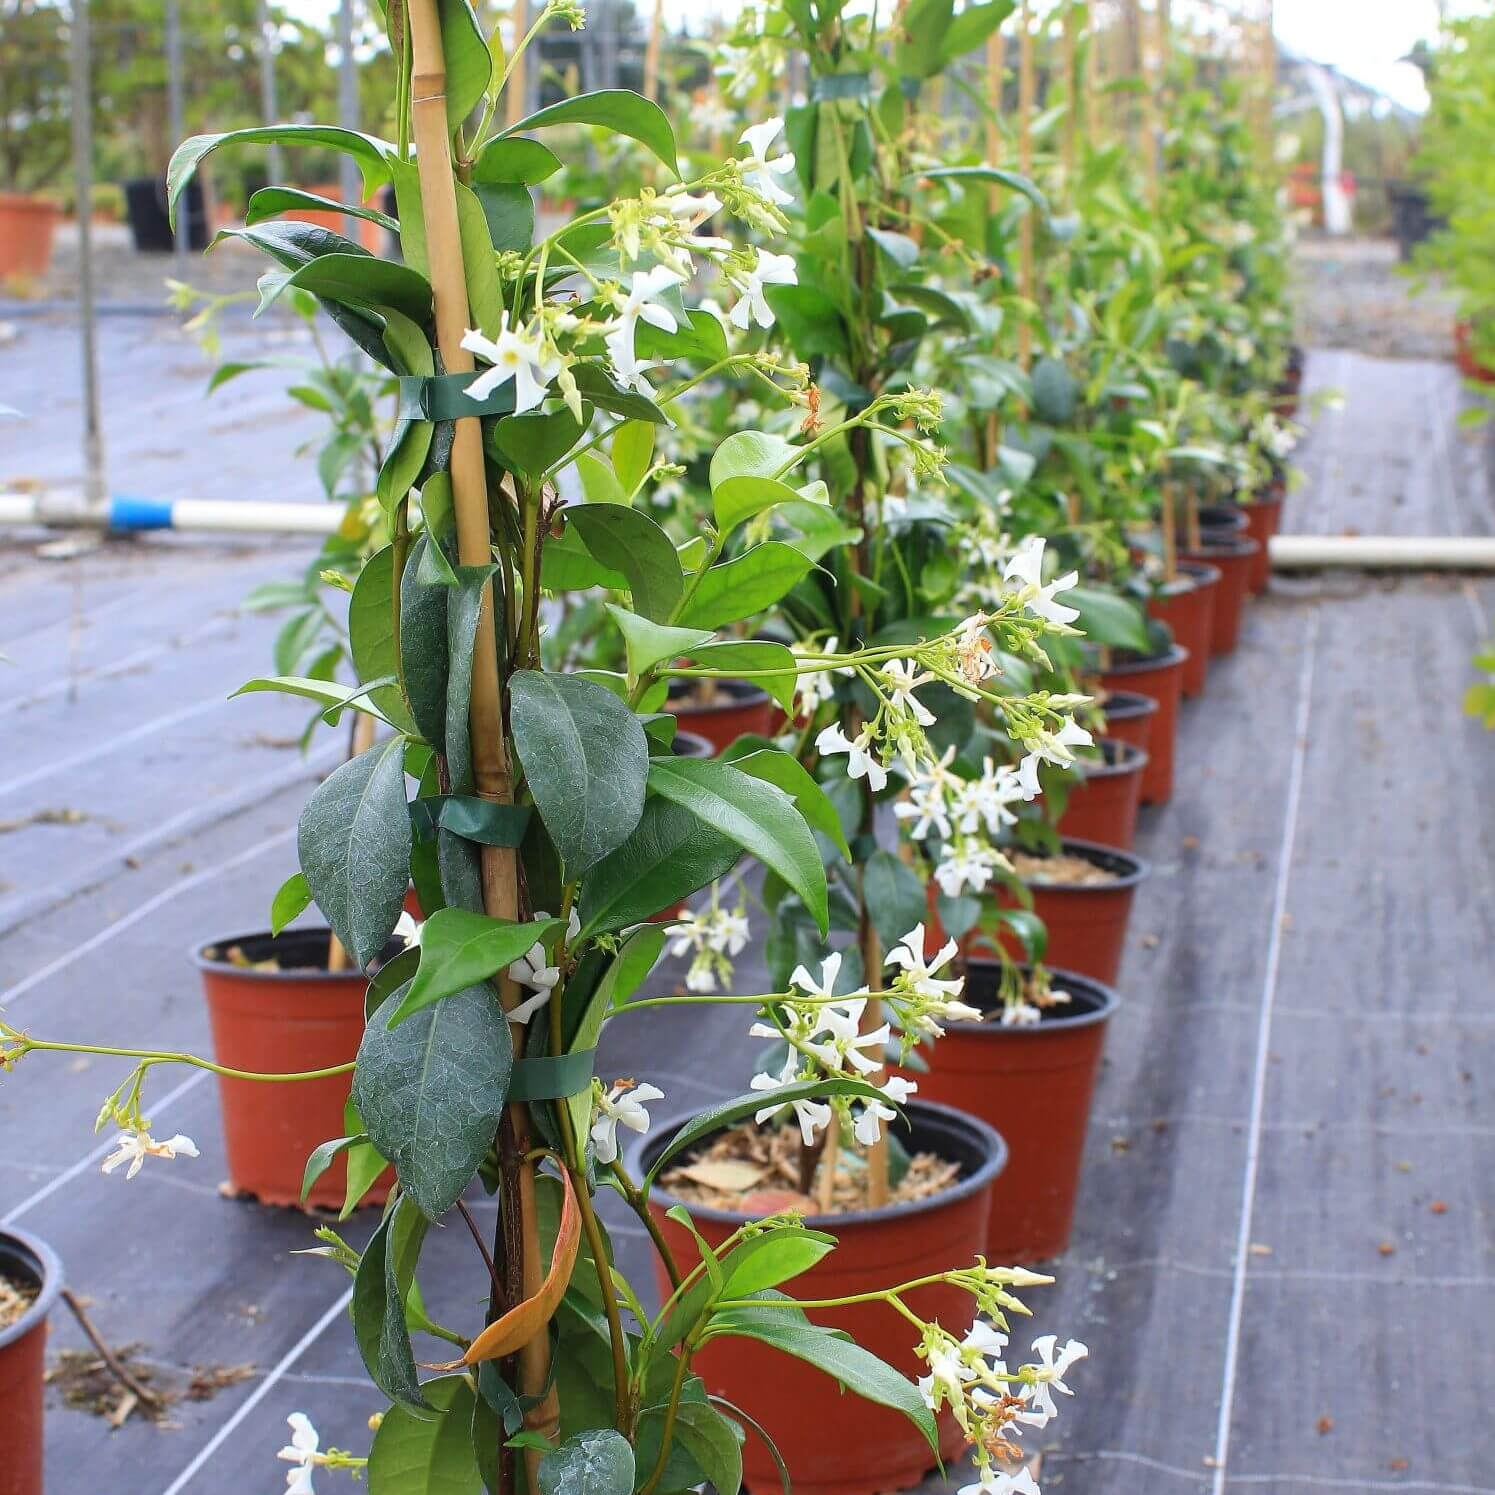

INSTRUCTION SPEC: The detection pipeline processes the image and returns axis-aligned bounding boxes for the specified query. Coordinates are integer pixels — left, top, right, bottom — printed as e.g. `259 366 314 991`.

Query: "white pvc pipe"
1271 534 1495 569
0 490 342 535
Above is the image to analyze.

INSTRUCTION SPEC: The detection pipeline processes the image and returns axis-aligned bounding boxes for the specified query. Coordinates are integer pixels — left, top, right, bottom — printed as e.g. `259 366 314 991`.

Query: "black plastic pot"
0 1228 62 1495
125 176 209 253
1197 502 1248 537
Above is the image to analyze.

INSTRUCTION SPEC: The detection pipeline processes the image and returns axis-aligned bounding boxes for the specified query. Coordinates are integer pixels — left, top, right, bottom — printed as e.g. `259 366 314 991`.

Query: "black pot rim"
669 728 716 760
1182 533 1260 560
1198 503 1248 533
1016 836 1150 890
190 926 378 982
0 1227 62 1353
1153 559 1222 599
1237 490 1284 513
1099 689 1159 721
1101 643 1189 676
1080 736 1149 778
668 678 771 711
635 1096 1007 1232
952 959 1121 1035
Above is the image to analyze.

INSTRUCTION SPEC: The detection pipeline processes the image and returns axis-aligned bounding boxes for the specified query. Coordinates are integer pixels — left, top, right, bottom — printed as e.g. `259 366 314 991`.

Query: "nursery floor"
0 323 1492 1494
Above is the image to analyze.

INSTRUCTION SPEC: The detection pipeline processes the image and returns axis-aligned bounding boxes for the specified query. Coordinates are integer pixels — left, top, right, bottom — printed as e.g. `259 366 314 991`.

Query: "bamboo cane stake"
1063 0 1078 177
643 0 665 103
1161 478 1178 581
506 0 529 126
1134 0 1157 204
1017 0 1035 371
407 1 554 1478
1086 0 1102 148
985 26 1005 465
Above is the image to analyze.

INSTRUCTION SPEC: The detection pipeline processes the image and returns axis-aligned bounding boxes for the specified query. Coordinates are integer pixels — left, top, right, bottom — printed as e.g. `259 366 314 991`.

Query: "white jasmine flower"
816 722 888 792
789 950 844 1003
663 187 724 229
853 1074 915 1147
507 909 580 1023
954 613 997 686
881 660 935 726
811 996 888 1075
738 117 797 206
1003 536 1080 626
918 1329 972 1418
461 317 558 414
1026 717 1094 769
934 841 1005 899
1000 1001 1042 1027
590 1080 664 1165
604 331 660 396
101 1128 200 1180
1014 752 1043 800
728 248 798 329
885 924 965 1004
958 1471 1040 1495
750 1054 832 1145
1019 1335 1089 1426
393 911 422 949
277 1412 322 1495
610 265 685 354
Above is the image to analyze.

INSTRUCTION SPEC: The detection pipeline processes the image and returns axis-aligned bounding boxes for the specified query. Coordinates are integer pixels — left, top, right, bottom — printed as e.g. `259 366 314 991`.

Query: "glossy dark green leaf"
287 253 432 322
1031 355 1079 424
472 179 534 254
537 1430 634 1495
300 1132 365 1203
604 607 713 678
353 978 513 1218
297 737 411 969
647 757 828 933
399 536 450 748
246 185 396 232
1067 585 1149 650
351 545 419 735
566 504 683 621
473 136 563 185
728 747 851 858
578 797 741 936
270 871 312 935
679 543 813 629
438 0 491 128
685 640 798 716
508 670 649 877
353 1197 430 1410
391 910 564 1026
367 1373 482 1494
862 849 927 948
920 164 1048 216
502 89 678 175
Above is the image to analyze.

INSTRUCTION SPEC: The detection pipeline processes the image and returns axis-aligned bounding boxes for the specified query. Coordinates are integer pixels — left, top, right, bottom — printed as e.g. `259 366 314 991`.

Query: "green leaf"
567 503 683 621
920 164 1049 216
473 136 563 185
643 1079 883 1187
635 306 730 364
168 126 392 227
508 670 650 877
762 284 851 360
351 545 420 735
287 253 432 322
353 1198 430 1410
297 737 411 969
354 978 513 1218
1067 585 1149 650
679 544 814 629
712 474 805 534
246 185 397 232
578 798 741 936
686 640 798 716
391 910 564 1026
471 179 534 255
502 89 679 175
706 1305 937 1450
862 850 927 948
647 757 828 933
669 1401 742 1495
709 429 799 488
438 0 492 129
1031 356 1079 424
568 362 669 423
604 606 714 678
577 449 629 506
612 421 655 496
399 536 450 749
368 1374 482 1494
537 1430 634 1495
300 1132 365 1203
270 871 313 935
940 0 1015 62
491 403 586 475
728 748 851 858
456 179 505 335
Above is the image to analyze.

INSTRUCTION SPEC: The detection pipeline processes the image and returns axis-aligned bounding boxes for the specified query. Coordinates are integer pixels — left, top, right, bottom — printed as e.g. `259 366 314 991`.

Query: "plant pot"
1240 493 1284 594
194 928 392 1210
1098 646 1187 805
639 1100 1007 1495
667 678 774 753
0 1228 62 1495
1197 502 1248 539
909 962 1119 1260
1097 689 1157 764
671 727 715 759
0 195 60 278
1147 561 1220 698
1056 737 1147 851
992 838 1147 986
1182 534 1258 655
1455 321 1495 385
124 176 209 253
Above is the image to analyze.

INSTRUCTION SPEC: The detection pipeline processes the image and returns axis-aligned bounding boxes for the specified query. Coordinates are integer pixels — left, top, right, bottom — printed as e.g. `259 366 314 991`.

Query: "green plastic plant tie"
507 1049 599 1102
397 373 518 423
408 795 531 846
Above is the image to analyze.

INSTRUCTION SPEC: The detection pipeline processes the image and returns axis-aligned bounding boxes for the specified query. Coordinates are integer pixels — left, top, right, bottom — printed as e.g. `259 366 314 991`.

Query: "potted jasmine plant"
1 5 1087 1495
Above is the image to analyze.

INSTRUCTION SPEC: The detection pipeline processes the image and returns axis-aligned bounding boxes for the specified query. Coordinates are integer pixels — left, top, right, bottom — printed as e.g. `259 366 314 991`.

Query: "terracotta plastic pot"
194 928 391 1209
1056 738 1148 851
1097 689 1157 764
993 838 1147 986
668 679 774 753
0 195 59 278
1182 534 1258 655
1454 321 1495 385
1098 646 1187 805
1147 561 1220 698
1197 502 1248 538
1240 493 1284 593
639 1100 1006 1495
910 962 1119 1260
0 1228 61 1495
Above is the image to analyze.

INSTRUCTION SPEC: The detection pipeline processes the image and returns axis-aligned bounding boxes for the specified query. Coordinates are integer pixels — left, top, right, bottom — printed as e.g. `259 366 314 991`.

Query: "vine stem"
5 1036 353 1085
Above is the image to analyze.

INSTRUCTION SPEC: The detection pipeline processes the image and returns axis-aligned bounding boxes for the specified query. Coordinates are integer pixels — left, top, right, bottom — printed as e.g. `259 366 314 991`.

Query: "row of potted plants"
0 4 1302 1494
